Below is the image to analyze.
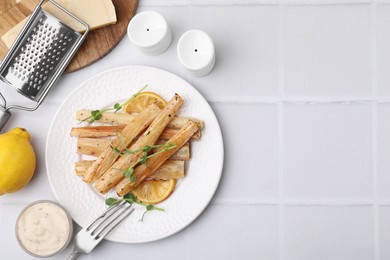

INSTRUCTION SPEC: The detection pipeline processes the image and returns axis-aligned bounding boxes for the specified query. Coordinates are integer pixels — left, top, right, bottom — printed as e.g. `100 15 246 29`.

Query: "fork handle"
67 250 81 260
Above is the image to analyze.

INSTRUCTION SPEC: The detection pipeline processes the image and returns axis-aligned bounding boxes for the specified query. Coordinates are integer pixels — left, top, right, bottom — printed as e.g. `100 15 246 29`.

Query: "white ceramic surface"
2 1 390 259
128 11 172 55
45 66 224 243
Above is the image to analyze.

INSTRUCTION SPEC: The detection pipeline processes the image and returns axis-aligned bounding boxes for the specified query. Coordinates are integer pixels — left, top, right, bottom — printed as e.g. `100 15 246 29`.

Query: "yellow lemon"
0 128 36 195
123 92 167 114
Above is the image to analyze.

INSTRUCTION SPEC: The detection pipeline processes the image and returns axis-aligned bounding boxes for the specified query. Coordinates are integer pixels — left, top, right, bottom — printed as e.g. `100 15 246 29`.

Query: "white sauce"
16 202 71 257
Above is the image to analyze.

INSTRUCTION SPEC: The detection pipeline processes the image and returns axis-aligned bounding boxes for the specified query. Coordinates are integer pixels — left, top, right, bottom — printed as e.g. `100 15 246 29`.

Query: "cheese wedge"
1 0 117 48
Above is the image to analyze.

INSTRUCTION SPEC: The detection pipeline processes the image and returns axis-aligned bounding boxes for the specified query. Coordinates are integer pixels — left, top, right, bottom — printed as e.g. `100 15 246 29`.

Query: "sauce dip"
16 201 73 257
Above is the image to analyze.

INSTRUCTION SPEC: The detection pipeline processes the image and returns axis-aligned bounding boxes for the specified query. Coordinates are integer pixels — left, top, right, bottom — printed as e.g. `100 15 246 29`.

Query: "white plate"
46 66 224 243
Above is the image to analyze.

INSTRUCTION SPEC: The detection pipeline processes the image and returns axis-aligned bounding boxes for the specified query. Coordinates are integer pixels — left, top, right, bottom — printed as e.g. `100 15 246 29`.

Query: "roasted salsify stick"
70 125 201 140
115 120 199 196
82 104 160 183
76 110 204 130
94 94 184 194
77 138 191 160
75 160 185 180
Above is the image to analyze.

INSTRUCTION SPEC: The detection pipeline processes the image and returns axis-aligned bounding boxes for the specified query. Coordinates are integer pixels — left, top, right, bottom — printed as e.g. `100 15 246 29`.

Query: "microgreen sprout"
105 193 164 222
80 84 148 124
110 142 176 182
140 204 161 222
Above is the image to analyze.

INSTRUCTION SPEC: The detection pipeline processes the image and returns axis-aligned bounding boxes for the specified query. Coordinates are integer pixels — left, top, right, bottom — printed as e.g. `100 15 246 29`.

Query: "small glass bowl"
15 200 73 258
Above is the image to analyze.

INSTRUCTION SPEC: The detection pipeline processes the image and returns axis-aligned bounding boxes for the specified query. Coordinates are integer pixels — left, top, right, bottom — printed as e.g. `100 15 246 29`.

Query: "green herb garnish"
140 204 161 222
105 193 164 222
111 143 176 182
80 84 148 124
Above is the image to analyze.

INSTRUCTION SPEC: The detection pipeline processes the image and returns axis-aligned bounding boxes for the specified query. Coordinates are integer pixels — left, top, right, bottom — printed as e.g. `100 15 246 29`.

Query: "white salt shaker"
177 30 215 77
127 11 172 55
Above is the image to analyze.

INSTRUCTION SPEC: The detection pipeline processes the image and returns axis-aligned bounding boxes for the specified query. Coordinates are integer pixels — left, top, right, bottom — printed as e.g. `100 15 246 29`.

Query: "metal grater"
0 0 89 131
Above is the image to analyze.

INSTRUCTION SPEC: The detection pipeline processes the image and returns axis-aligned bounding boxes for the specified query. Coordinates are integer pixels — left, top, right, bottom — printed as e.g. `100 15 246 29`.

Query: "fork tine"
86 201 126 232
95 206 134 240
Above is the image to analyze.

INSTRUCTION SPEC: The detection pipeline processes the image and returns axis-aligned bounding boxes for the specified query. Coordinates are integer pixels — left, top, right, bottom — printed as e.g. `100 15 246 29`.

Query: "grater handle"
3 0 90 113
0 106 11 132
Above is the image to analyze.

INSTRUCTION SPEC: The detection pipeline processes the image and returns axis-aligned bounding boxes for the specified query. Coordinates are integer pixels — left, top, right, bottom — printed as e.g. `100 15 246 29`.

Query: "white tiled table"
1 0 390 259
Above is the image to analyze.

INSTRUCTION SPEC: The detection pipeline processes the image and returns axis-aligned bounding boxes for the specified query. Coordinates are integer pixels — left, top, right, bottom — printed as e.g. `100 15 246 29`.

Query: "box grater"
0 0 89 131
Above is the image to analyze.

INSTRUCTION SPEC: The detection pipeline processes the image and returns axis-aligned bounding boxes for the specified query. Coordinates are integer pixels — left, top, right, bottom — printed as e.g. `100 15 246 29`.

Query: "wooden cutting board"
0 0 138 73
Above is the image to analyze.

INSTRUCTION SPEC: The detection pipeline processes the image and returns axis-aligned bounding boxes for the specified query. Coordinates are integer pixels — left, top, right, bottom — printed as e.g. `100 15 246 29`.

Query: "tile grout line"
184 3 192 85
278 2 285 260
371 2 380 260
139 0 381 7
373 101 380 260
212 199 375 206
281 0 375 6
210 199 390 206
207 98 390 104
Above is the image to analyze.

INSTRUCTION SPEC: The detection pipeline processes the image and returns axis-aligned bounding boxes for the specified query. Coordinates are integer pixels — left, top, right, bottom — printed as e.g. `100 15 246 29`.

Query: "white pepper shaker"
177 30 215 77
127 11 172 55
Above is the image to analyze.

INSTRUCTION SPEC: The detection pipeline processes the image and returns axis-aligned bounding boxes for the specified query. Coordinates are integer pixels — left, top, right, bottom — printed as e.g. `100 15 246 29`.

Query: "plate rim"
45 65 224 243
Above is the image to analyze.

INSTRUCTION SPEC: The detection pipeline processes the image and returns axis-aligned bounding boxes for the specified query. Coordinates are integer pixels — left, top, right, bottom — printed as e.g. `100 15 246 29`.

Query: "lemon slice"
133 179 176 204
123 92 167 113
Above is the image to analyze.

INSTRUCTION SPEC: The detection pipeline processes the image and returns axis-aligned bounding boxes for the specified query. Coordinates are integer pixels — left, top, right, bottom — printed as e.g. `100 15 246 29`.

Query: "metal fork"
67 201 134 259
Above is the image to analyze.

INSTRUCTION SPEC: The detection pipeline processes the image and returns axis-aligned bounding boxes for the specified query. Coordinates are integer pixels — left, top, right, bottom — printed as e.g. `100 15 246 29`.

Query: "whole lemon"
0 128 36 195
